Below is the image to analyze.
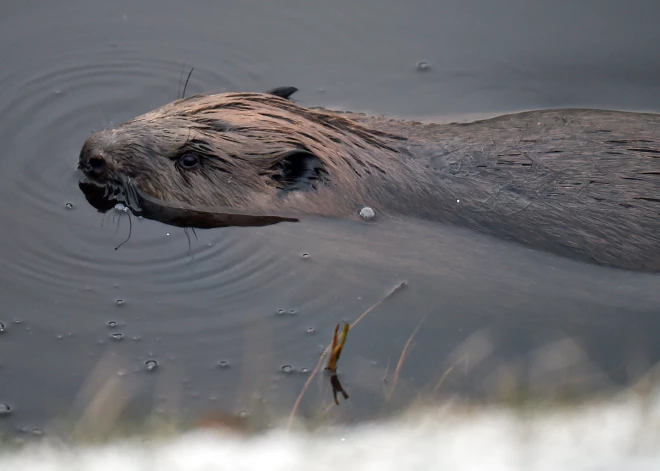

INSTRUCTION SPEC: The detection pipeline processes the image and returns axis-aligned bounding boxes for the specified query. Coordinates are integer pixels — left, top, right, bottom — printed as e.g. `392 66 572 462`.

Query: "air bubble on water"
281 365 293 374
110 333 124 341
306 327 315 334
276 309 285 316
114 203 127 213
0 322 5 333
359 207 375 219
145 360 159 372
0 404 12 417
299 368 310 375
216 360 230 369
238 410 249 418
115 299 124 306
107 321 117 328
416 61 430 71
302 253 309 259
289 309 297 315
166 233 170 236
64 202 74 210
132 335 141 341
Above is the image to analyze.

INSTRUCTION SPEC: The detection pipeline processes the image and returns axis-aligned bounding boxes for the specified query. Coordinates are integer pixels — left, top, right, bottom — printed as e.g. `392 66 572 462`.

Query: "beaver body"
78 91 660 272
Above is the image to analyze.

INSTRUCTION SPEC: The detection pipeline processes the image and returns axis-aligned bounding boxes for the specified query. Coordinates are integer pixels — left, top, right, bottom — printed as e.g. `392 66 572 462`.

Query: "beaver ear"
265 86 298 100
272 151 324 192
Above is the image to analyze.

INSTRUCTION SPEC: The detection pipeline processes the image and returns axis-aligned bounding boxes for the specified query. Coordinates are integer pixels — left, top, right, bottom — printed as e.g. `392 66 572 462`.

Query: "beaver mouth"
78 173 142 214
77 173 299 229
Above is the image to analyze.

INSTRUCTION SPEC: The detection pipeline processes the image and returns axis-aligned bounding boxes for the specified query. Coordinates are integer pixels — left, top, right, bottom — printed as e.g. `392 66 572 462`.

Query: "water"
0 0 659 438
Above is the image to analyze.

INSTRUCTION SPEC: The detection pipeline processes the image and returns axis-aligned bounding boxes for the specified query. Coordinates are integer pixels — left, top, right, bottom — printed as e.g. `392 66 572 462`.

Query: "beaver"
78 87 660 272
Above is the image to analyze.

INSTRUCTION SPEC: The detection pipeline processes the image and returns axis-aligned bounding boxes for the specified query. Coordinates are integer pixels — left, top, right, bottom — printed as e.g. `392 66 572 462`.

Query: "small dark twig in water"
329 373 349 405
326 323 350 405
181 68 194 99
114 212 132 250
286 281 407 429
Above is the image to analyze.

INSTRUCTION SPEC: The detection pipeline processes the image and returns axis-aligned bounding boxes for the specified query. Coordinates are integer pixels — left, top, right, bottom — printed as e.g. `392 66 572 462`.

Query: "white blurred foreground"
2 389 660 471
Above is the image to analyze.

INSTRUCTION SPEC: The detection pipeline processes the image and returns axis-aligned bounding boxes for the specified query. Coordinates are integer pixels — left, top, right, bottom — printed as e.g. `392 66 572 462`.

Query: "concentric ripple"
0 41 332 367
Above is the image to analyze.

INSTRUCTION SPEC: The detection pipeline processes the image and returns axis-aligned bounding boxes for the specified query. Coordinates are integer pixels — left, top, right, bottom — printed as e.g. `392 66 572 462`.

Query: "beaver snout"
78 151 108 182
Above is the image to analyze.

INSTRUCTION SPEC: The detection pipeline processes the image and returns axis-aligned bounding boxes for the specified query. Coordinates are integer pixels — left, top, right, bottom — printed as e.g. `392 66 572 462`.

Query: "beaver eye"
178 153 200 169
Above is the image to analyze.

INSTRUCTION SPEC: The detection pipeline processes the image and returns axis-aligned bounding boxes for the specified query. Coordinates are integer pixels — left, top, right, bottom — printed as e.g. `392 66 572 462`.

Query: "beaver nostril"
87 156 106 176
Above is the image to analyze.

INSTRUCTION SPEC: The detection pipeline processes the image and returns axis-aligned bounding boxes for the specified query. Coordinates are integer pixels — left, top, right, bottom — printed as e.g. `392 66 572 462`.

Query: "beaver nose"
85 155 107 178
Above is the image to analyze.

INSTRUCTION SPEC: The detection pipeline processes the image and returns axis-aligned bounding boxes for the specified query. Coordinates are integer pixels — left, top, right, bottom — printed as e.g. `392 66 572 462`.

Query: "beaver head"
78 88 417 219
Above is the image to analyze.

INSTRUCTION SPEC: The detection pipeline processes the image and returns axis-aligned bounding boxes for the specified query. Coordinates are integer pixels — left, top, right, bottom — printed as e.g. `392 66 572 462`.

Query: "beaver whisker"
181 67 194 99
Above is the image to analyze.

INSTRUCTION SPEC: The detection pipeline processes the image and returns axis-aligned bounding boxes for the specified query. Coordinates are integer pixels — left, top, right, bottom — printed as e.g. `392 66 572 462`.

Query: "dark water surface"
1 0 659 434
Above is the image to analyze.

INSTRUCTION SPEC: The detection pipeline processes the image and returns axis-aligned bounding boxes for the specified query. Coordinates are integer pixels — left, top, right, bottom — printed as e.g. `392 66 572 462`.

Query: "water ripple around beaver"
0 43 322 432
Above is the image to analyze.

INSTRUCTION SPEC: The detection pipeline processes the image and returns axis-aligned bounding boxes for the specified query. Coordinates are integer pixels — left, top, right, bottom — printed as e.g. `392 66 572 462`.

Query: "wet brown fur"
79 92 660 272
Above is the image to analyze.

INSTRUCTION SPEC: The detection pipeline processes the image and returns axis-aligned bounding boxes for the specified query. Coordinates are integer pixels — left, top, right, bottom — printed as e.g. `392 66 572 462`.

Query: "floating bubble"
145 360 159 372
0 404 12 417
110 333 124 341
281 365 293 374
64 202 74 210
306 327 315 334
114 203 127 213
0 322 5 333
216 360 230 369
115 299 124 306
359 207 375 219
107 321 117 328
416 61 430 71
302 253 310 259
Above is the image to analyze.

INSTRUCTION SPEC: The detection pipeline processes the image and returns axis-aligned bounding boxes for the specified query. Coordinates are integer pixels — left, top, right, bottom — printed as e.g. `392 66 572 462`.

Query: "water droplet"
302 253 309 259
64 202 74 210
114 203 127 213
359 206 375 219
416 61 430 71
216 360 230 369
115 299 124 306
107 321 117 328
306 327 315 334
145 360 158 372
110 333 124 341
276 309 285 316
281 365 293 374
54 89 62 96
0 404 12 417
289 309 297 315
12 319 22 324
0 322 5 333
166 233 170 236
299 368 310 375
132 335 141 341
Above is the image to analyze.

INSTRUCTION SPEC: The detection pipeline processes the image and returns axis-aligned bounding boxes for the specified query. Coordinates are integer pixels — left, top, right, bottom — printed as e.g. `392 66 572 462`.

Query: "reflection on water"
0 0 659 436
